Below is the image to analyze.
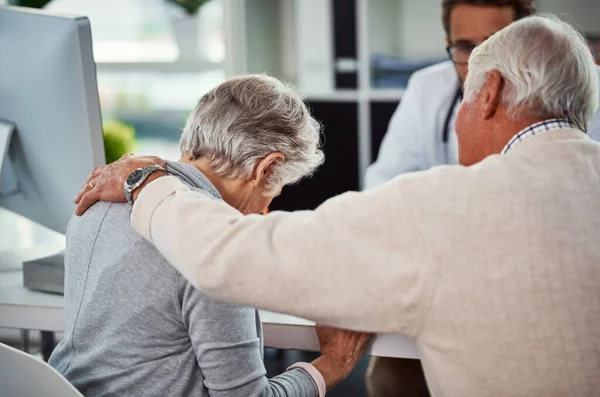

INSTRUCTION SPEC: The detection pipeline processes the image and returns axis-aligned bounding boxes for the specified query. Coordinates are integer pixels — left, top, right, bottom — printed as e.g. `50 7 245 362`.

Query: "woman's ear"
253 152 284 186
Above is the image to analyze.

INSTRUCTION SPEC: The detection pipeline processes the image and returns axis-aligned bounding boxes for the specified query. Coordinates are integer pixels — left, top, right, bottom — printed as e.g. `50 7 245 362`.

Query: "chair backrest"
0 342 83 397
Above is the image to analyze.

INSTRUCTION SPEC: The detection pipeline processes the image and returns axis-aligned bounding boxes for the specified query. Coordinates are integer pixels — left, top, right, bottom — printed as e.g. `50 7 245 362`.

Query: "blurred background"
1 0 599 216
1 0 599 394
2 0 599 272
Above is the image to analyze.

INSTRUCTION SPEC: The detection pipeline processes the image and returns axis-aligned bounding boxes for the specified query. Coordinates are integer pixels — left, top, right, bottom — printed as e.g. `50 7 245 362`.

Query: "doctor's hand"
311 325 373 391
74 154 167 216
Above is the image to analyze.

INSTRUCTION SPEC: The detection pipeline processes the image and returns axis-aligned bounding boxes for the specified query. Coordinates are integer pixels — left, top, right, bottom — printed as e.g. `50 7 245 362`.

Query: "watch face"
126 169 144 186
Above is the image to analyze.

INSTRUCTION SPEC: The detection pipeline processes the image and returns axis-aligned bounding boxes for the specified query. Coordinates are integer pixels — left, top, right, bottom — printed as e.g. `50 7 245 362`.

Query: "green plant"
8 0 53 8
166 0 213 16
102 120 137 164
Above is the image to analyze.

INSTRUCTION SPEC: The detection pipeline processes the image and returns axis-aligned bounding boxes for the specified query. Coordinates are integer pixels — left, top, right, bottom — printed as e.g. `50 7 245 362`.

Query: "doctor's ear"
481 70 503 120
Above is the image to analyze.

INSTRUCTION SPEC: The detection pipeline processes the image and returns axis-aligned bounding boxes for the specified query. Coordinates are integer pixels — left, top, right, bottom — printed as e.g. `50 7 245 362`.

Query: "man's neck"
492 115 560 154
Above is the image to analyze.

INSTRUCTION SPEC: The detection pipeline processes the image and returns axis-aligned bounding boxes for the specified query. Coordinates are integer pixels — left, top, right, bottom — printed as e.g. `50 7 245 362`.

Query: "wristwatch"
124 164 166 204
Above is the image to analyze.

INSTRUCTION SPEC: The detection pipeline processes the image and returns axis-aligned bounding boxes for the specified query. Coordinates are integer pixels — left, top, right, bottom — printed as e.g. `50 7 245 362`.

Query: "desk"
0 271 419 359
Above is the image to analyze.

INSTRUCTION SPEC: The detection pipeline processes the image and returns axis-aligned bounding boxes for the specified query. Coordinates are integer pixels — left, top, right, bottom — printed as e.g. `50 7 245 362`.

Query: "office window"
47 0 225 64
47 0 227 160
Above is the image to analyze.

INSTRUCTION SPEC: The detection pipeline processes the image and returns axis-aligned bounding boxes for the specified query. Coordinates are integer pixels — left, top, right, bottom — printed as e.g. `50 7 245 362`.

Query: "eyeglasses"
446 42 478 65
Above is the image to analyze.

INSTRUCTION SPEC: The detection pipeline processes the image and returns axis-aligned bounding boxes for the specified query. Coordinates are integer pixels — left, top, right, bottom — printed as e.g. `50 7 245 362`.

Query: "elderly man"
366 1 542 393
76 15 600 396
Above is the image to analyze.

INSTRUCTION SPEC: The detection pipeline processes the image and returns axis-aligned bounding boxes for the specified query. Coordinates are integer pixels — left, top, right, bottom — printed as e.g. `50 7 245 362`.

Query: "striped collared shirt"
502 119 578 154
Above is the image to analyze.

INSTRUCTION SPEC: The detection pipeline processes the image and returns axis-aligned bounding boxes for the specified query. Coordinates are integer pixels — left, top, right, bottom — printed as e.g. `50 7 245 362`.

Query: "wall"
396 0 446 58
368 0 402 56
538 0 600 35
368 0 446 59
367 0 600 60
245 0 283 76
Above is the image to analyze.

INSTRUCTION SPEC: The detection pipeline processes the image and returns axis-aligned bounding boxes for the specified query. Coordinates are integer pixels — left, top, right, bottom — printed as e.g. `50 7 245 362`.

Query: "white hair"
464 14 599 132
179 74 324 194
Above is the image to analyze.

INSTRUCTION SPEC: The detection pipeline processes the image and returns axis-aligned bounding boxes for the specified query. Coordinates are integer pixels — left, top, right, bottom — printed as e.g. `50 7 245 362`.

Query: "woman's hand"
74 154 166 216
311 325 373 390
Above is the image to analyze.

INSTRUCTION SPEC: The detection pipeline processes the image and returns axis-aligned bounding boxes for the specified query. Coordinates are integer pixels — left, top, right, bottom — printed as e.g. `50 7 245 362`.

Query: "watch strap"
125 164 166 204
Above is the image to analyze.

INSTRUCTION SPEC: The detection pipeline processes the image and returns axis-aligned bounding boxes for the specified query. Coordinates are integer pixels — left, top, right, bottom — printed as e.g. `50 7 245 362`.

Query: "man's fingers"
79 165 104 192
74 181 92 204
75 155 162 212
74 189 84 204
74 188 100 216
80 174 93 190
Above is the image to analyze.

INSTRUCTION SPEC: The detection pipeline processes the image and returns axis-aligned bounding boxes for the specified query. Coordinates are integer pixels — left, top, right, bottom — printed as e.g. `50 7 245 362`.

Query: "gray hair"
179 74 324 194
464 14 599 132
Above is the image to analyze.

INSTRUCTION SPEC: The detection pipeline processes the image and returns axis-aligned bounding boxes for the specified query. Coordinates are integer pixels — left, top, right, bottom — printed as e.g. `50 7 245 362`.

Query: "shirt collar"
501 118 578 154
164 160 222 200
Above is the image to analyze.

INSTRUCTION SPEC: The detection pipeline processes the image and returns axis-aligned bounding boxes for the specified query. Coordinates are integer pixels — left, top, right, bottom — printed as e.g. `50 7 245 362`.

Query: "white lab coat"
365 61 600 189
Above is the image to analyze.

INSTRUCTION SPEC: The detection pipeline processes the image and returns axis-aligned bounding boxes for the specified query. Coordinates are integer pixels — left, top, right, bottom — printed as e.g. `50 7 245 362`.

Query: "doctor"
365 0 600 189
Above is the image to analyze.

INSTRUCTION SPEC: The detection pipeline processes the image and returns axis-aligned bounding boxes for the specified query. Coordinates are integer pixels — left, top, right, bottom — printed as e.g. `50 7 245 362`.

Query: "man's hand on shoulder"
74 154 167 216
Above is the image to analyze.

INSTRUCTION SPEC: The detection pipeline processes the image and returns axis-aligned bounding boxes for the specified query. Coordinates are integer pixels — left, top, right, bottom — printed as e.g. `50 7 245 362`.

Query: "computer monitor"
0 7 105 291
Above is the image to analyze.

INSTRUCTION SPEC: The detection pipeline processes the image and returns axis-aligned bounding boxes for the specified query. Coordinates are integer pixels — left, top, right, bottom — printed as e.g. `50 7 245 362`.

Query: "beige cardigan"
131 129 600 397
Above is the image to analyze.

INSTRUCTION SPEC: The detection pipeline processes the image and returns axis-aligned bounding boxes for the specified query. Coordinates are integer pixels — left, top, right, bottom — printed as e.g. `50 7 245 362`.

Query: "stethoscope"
442 85 463 144
441 85 463 162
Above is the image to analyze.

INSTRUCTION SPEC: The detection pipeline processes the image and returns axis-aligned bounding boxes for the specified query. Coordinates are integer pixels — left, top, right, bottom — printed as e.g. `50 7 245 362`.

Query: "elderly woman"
49 74 371 397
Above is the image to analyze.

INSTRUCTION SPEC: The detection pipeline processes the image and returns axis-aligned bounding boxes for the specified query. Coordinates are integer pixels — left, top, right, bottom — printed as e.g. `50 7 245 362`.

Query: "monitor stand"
0 248 65 295
22 252 65 295
0 250 24 273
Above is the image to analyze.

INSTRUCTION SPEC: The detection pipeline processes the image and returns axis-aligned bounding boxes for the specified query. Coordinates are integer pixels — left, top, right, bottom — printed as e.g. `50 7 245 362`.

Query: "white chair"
0 342 83 397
